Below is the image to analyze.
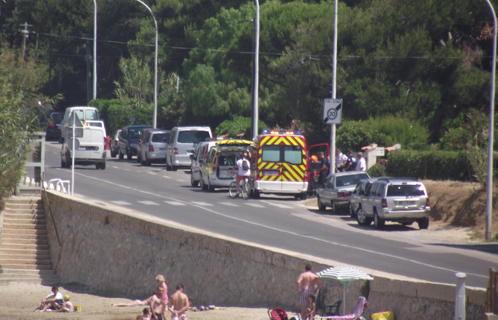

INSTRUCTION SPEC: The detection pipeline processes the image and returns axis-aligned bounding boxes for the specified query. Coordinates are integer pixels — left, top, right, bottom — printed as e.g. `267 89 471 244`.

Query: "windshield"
177 130 211 143
387 184 425 196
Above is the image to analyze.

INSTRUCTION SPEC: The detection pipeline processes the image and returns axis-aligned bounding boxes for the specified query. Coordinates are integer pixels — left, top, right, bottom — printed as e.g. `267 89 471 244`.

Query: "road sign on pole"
323 99 342 124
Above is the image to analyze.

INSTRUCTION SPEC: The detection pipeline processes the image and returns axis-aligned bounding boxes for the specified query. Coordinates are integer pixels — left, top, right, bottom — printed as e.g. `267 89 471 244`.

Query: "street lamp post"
484 0 497 241
330 0 338 172
93 0 97 101
252 0 260 139
133 0 158 129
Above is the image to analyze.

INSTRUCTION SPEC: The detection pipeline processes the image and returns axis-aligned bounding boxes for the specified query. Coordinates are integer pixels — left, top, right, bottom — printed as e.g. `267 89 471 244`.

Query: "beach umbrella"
316 266 373 315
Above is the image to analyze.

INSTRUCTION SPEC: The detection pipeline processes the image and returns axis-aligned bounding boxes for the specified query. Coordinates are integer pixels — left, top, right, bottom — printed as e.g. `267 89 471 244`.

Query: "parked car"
190 140 218 187
110 129 122 158
349 178 380 218
45 112 64 141
118 125 153 160
166 126 212 171
316 171 370 213
137 128 155 163
198 140 253 191
355 177 430 230
140 129 171 166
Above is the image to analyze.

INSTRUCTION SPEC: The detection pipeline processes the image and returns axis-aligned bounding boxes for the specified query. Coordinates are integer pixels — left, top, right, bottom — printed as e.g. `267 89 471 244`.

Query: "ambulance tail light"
173 148 178 155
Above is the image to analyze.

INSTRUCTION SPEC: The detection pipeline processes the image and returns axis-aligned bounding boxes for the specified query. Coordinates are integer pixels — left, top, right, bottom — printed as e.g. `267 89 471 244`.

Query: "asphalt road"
43 141 497 288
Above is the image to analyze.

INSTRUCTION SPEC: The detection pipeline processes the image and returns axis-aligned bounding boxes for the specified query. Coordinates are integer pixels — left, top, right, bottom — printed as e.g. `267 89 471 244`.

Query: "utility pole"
20 22 32 64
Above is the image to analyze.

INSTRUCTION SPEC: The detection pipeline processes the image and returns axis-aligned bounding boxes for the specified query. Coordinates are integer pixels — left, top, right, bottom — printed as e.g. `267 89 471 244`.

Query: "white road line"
163 175 171 178
137 201 159 205
245 203 265 208
218 202 239 207
53 168 488 280
125 169 130 171
176 179 185 182
266 202 292 209
191 201 213 206
112 166 119 169
111 201 132 206
148 172 156 175
164 201 186 206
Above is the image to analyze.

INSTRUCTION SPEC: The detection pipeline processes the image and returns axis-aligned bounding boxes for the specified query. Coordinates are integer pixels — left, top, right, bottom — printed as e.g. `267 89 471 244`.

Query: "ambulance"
251 129 308 200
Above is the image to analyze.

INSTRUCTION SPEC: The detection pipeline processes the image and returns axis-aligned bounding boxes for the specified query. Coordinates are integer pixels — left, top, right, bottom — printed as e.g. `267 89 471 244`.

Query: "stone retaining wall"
42 191 486 319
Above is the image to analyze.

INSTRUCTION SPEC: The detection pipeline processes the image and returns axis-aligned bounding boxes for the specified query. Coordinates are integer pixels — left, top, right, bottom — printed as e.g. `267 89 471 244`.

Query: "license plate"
219 171 232 179
396 201 416 206
264 171 279 176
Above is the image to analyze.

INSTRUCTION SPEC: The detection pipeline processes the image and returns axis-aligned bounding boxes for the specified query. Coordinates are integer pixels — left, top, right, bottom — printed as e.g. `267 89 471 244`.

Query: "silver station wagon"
316 171 370 213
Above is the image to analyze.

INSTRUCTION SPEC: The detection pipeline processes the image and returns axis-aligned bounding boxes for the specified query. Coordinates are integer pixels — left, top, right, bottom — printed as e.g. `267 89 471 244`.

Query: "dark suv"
118 125 153 160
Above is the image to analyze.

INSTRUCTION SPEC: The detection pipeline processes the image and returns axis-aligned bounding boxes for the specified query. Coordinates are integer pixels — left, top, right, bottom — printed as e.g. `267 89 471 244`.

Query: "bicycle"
229 175 250 200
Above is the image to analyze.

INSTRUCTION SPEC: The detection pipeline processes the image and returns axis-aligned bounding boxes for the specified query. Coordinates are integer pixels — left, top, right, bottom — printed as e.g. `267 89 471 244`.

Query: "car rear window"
262 145 303 164
387 184 425 196
152 133 170 142
336 173 369 187
51 113 63 123
178 130 210 143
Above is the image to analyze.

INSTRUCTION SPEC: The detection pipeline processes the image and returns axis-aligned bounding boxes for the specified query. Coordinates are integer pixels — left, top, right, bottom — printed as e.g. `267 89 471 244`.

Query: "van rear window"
262 145 302 164
152 133 170 142
387 184 425 196
178 131 210 143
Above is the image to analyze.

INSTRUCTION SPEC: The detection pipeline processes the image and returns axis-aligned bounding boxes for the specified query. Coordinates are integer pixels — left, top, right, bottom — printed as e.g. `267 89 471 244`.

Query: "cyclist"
230 152 251 195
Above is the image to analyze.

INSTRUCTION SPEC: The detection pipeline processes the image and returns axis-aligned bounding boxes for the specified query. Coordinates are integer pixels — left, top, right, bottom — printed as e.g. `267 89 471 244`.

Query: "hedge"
386 150 498 182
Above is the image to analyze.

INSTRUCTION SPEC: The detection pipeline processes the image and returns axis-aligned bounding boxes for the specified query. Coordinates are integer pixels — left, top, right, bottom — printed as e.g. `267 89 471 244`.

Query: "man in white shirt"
356 152 366 171
230 152 251 194
335 148 348 172
35 285 64 312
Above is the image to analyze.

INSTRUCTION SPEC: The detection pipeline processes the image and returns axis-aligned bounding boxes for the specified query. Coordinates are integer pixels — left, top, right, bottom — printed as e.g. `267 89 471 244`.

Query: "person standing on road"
230 152 251 194
356 152 366 172
318 152 329 187
297 264 323 320
335 148 348 172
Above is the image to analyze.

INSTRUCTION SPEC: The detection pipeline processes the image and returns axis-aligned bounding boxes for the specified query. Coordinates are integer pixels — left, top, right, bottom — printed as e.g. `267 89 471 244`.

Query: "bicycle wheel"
229 181 237 199
241 179 249 200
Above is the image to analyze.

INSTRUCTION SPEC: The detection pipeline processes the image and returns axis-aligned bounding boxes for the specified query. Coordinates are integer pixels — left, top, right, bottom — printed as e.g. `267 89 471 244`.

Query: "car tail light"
115 140 118 146
173 148 178 155
338 192 349 198
149 145 154 152
426 198 430 207
48 123 56 128
381 199 388 207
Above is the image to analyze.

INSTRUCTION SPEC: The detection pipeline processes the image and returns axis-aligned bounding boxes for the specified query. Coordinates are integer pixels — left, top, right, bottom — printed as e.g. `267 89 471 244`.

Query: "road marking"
54 168 488 280
112 166 119 169
176 179 185 182
148 172 156 175
191 201 212 206
163 175 171 178
111 201 131 206
137 201 159 205
264 202 292 209
125 169 130 171
245 203 265 208
164 201 186 206
218 202 239 207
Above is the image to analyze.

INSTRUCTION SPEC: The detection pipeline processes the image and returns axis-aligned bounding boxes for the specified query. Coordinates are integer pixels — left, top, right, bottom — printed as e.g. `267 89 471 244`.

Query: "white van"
165 126 212 171
60 120 107 170
60 106 100 142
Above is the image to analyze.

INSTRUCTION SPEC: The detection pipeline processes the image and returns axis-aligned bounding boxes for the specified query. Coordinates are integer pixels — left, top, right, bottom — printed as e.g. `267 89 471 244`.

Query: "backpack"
242 159 250 170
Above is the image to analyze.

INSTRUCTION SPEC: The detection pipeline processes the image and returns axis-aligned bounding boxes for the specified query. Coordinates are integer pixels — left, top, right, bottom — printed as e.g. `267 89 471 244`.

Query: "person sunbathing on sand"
111 294 154 307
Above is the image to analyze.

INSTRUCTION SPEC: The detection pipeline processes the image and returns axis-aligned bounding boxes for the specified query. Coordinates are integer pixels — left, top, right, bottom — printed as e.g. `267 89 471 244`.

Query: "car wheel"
349 203 356 218
95 163 100 169
417 217 429 229
191 174 199 187
356 206 372 226
119 149 124 160
166 158 171 171
332 201 338 214
208 178 214 192
171 164 177 171
374 209 385 230
401 221 413 226
65 151 72 168
200 177 208 191
101 161 106 170
127 149 133 160
137 152 141 163
317 196 326 211
146 155 151 166
300 192 307 200
253 189 260 199
60 157 65 168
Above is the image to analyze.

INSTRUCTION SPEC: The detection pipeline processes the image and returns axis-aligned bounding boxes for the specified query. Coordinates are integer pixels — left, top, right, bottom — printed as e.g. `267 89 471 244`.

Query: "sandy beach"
1 282 282 320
